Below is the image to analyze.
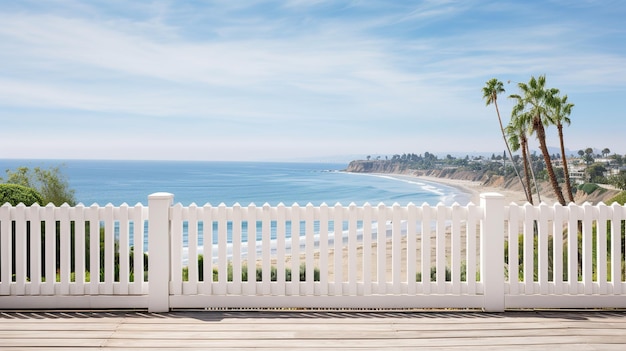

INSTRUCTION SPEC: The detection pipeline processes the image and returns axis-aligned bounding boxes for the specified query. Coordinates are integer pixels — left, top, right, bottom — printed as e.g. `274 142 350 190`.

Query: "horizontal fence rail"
1 192 625 312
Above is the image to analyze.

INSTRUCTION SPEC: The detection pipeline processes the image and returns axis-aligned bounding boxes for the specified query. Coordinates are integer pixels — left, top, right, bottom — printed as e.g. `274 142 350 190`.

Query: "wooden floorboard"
1 310 626 350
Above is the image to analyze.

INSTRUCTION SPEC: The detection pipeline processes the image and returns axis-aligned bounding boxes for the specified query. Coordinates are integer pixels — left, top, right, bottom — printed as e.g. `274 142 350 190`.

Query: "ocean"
0 160 471 207
1 159 471 259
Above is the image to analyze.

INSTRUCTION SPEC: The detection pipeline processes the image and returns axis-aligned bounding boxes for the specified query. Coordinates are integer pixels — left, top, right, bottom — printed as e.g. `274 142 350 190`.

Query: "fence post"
148 192 174 313
480 192 505 312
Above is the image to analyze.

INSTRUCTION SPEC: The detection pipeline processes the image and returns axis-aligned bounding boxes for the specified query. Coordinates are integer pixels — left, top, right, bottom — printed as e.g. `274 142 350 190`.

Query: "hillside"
345 160 621 205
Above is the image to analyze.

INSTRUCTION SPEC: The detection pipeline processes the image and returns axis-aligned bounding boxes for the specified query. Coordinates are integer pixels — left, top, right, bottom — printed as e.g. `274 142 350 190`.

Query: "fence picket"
15 204 27 295
28 204 43 295
186 203 199 295
319 203 330 295
406 203 417 295
507 204 520 294
451 203 462 295
291 203 301 295
567 203 579 294
43 204 56 295
552 204 564 295
170 203 183 296
306 203 316 295
0 204 9 295
275 203 286 294
232 203 243 294
217 204 228 295
523 203 535 294
597 203 609 294
201 204 214 295
132 204 146 295
537 203 549 295
582 203 593 294
88 204 100 295
610 203 622 294
435 203 446 294
103 204 115 294
261 203 271 295
333 203 344 295
246 204 256 293
421 203 432 294
391 203 402 294
118 204 130 294
73 204 86 293
466 202 478 294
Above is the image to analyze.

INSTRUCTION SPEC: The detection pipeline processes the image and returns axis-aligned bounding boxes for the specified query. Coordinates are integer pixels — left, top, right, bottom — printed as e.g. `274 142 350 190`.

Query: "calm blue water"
1 160 471 258
0 160 470 206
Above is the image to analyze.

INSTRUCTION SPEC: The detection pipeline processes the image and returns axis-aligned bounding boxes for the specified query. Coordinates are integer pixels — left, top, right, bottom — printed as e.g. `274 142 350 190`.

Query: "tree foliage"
608 172 626 191
0 183 44 206
509 75 566 205
586 163 607 184
2 166 76 206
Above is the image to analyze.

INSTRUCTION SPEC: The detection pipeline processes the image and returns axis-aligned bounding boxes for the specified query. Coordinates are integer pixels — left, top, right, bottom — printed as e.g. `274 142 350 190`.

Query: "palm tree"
602 148 610 158
483 78 529 202
506 112 536 204
509 75 566 205
547 92 575 203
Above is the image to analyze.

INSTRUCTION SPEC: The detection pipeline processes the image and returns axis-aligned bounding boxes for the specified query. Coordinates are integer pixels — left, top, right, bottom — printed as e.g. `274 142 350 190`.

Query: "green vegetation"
416 262 479 282
504 223 626 283
608 173 626 191
0 183 43 206
508 76 570 205
608 192 626 205
577 183 603 195
12 223 148 283
182 256 320 282
1 166 76 206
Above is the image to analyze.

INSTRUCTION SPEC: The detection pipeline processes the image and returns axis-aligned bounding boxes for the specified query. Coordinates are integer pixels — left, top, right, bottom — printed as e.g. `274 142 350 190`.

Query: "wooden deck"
1 309 626 350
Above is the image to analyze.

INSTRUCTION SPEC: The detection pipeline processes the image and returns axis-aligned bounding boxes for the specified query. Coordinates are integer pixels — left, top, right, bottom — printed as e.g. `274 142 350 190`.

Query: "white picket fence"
1 192 625 312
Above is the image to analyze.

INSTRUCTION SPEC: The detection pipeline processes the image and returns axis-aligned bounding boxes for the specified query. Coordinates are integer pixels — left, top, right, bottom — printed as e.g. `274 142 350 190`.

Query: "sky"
1 0 625 162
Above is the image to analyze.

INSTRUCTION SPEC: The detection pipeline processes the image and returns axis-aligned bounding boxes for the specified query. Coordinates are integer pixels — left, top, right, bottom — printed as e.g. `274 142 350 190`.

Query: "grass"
608 191 626 205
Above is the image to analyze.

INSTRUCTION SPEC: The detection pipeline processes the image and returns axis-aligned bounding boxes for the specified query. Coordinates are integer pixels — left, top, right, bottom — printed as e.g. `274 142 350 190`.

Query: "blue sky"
1 0 625 161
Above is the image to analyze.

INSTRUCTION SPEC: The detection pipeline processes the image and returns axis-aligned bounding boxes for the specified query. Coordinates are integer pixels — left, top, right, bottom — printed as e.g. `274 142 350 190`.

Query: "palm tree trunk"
520 138 534 205
534 118 566 205
557 124 575 203
525 141 542 204
494 100 530 202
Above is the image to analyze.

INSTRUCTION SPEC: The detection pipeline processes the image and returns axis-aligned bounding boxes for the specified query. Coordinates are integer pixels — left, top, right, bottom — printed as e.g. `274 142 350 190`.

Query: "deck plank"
1 310 626 350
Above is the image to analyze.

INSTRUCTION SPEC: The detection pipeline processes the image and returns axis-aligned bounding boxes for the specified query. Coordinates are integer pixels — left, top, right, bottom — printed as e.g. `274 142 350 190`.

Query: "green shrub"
0 184 44 206
2 166 76 206
578 183 600 195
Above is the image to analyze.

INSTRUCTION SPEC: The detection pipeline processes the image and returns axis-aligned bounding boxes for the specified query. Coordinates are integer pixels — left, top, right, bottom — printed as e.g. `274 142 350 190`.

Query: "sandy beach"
316 174 558 281
415 175 557 206
251 173 560 281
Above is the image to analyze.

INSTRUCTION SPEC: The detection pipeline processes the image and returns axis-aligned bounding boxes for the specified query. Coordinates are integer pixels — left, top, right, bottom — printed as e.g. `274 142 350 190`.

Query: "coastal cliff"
345 160 413 174
345 160 620 204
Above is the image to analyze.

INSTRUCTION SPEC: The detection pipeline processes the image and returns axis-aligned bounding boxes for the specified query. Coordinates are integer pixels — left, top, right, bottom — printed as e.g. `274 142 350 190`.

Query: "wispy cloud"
0 0 624 160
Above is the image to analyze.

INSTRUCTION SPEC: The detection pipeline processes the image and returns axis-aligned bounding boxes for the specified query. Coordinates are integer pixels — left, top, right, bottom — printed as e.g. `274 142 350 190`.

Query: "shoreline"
411 174 557 206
